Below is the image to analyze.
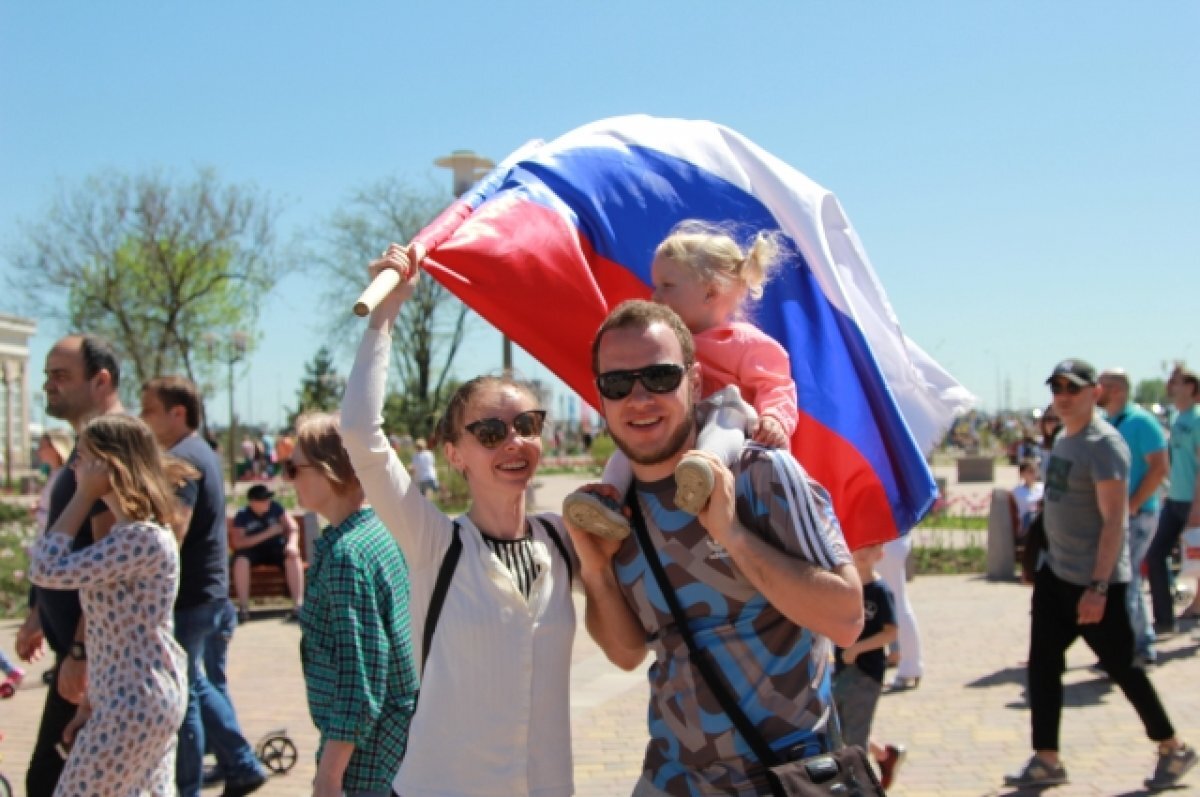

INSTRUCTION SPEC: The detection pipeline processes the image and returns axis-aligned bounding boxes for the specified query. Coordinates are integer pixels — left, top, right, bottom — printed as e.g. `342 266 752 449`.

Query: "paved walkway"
2 469 1197 795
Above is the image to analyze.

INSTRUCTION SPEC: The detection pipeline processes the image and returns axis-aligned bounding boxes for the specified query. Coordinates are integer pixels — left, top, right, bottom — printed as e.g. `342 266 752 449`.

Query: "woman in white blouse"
341 244 578 797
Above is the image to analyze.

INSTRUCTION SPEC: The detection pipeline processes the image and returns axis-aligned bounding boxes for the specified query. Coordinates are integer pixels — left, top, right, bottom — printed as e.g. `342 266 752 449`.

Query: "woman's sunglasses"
464 410 547 449
595 363 686 401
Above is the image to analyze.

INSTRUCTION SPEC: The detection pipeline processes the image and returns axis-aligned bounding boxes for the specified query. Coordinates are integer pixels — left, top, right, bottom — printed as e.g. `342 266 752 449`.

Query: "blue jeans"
175 598 263 797
203 597 237 703
1127 510 1158 656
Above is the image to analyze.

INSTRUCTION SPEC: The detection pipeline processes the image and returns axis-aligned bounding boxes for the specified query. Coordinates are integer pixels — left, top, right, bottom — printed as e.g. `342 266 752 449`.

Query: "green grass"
912 545 986 574
916 513 989 531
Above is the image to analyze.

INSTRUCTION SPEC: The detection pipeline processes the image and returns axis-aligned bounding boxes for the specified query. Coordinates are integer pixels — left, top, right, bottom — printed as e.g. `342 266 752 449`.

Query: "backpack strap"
421 521 462 675
534 516 573 586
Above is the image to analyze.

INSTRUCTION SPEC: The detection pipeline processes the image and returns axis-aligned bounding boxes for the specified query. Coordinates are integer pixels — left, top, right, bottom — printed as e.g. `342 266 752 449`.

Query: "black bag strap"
422 521 462 675
625 491 782 770
534 516 573 586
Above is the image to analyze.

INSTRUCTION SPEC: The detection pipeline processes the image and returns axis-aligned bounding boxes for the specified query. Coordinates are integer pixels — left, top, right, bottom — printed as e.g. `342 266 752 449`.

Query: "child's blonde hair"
79 415 198 542
654 220 786 310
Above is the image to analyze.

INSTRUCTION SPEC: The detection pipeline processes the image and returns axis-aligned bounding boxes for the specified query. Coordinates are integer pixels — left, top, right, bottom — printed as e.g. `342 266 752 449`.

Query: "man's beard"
45 395 76 421
611 409 696 468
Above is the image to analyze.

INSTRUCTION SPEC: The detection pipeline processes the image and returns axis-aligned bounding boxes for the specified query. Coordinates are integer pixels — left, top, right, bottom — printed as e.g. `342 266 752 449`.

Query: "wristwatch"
68 641 86 661
1088 579 1109 596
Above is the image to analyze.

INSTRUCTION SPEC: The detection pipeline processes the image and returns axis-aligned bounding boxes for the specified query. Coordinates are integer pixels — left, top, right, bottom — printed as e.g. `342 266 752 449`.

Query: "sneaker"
875 744 906 790
562 491 631 540
888 676 921 692
220 769 267 797
1145 745 1197 791
674 454 715 515
5 667 24 688
1004 755 1068 787
202 764 225 788
237 607 251 625
285 608 301 624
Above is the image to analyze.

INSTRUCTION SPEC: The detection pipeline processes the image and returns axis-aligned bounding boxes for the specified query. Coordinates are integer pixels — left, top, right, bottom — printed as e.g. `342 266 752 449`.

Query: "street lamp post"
434 149 513 373
205 331 248 487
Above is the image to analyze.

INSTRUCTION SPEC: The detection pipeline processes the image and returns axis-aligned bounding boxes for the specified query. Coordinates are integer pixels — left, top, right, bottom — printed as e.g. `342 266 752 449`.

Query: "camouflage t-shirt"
615 445 853 796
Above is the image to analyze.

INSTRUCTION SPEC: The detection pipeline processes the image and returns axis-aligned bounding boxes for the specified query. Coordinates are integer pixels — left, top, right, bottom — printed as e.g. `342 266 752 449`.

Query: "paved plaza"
1 469 1198 795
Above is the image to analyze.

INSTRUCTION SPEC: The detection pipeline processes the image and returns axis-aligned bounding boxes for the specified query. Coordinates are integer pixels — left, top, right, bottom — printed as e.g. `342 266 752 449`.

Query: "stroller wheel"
257 735 297 774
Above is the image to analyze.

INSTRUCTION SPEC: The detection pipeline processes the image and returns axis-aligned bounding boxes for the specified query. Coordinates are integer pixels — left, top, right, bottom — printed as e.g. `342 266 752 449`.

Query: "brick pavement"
1 467 1197 795
5 580 1197 796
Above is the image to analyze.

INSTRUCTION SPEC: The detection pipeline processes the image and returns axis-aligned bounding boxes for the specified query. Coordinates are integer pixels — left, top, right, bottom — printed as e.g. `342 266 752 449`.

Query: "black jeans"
1147 499 1191 628
26 659 76 797
1028 566 1174 751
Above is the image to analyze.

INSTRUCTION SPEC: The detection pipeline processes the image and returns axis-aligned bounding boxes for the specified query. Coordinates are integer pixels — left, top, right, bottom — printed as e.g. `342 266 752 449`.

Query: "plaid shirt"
301 507 417 792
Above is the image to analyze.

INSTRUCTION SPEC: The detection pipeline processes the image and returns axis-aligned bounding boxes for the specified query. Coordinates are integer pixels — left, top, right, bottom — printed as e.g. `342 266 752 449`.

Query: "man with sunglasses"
1006 359 1194 791
568 300 863 797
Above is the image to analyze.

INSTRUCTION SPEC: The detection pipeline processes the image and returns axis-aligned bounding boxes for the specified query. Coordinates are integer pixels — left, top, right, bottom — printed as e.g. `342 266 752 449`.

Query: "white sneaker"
562 492 631 540
674 454 715 515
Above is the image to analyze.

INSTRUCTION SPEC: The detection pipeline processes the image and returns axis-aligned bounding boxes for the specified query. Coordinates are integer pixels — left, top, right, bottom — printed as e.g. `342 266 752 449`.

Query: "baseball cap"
1045 359 1097 387
247 484 275 502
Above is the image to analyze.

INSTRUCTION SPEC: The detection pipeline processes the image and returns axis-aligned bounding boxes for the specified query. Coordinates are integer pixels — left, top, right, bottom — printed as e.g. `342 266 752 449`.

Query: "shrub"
589 433 616 471
0 521 35 618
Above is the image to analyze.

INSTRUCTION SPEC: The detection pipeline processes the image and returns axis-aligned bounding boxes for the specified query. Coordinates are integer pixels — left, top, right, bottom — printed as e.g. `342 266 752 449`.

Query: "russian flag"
414 115 973 547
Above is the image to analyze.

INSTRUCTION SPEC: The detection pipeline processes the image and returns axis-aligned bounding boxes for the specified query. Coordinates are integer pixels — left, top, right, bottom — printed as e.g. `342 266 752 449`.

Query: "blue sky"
2 2 1197 429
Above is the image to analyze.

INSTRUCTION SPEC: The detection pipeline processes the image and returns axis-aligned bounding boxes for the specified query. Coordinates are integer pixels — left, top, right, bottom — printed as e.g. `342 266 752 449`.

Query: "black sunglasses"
463 410 547 449
282 460 317 480
1049 380 1084 396
596 364 687 401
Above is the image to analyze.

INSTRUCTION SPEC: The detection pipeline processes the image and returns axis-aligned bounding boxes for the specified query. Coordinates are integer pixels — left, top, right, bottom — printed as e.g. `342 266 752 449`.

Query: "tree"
9 168 282 395
290 346 344 427
1135 378 1168 407
312 176 469 439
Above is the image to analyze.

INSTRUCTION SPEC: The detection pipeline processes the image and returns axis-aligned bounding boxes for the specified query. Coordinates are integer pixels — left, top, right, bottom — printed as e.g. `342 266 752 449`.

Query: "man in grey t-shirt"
1005 359 1195 792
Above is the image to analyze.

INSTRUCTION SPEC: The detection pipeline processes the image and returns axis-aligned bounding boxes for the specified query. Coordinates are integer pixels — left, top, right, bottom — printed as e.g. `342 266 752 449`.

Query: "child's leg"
675 386 757 514
599 450 634 496
694 385 757 465
562 450 634 540
831 665 881 750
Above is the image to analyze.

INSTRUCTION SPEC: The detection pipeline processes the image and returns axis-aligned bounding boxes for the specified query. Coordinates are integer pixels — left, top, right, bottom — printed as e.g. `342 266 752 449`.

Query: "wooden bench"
226 512 318 600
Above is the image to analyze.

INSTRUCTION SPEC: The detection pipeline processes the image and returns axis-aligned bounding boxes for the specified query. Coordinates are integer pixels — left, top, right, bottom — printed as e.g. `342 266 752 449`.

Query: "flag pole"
351 140 543 318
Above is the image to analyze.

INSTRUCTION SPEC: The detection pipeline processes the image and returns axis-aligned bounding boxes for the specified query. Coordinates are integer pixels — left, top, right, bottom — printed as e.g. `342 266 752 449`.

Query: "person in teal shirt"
1146 370 1200 635
1099 369 1168 662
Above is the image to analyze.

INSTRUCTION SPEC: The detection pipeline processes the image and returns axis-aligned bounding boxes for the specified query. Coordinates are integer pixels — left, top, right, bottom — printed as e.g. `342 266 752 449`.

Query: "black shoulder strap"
534 516 573 586
624 490 781 770
422 521 462 675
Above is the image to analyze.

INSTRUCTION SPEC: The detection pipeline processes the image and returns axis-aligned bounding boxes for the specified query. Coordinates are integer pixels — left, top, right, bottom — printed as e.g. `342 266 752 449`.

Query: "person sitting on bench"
230 484 303 622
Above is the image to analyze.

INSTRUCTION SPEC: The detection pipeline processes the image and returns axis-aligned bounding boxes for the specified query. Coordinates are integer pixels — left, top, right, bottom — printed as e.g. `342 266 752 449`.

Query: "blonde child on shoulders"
564 220 798 539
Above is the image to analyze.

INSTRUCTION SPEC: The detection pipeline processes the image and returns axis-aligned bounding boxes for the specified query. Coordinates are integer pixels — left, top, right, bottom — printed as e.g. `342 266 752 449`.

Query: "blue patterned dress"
30 520 187 797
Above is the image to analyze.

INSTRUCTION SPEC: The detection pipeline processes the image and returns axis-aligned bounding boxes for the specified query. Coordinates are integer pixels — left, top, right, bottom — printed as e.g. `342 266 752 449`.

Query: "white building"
0 313 37 483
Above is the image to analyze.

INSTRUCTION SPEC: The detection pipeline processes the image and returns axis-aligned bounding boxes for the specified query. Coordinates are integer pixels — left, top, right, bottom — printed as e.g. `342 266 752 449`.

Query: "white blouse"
341 328 577 797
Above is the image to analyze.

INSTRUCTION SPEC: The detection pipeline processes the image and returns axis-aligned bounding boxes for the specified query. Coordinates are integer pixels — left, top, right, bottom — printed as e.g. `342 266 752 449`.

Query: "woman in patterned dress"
29 415 194 797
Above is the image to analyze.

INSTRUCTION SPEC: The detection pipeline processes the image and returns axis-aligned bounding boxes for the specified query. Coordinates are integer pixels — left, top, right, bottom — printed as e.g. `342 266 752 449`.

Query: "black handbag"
625 492 886 797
